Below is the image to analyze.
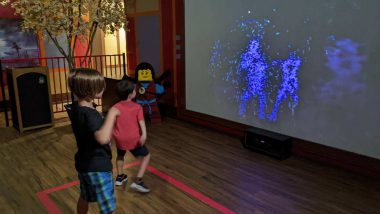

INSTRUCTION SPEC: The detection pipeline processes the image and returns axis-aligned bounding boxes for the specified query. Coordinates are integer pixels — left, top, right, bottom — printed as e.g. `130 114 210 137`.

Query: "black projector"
243 127 292 160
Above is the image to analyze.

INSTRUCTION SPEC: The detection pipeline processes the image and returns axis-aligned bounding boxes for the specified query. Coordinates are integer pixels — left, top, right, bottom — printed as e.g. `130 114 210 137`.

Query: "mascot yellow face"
137 69 153 82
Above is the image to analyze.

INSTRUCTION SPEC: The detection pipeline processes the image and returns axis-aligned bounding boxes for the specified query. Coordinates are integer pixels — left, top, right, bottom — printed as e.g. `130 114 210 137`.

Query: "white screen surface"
185 0 380 159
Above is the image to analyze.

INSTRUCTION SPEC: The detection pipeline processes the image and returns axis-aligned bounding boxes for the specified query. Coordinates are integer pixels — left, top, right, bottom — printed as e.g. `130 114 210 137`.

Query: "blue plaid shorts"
78 171 116 214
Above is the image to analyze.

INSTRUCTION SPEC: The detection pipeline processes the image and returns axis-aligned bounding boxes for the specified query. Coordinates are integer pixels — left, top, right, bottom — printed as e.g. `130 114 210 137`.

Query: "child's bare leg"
116 149 126 176
115 149 128 186
130 153 151 193
137 153 150 178
77 197 88 214
116 158 124 175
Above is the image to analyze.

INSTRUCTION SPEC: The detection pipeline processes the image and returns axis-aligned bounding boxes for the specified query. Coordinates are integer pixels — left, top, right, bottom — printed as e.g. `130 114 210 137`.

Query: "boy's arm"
95 107 120 145
139 120 147 145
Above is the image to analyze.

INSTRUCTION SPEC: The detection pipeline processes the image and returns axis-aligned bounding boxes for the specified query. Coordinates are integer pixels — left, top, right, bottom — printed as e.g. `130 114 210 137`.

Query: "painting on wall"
0 19 40 63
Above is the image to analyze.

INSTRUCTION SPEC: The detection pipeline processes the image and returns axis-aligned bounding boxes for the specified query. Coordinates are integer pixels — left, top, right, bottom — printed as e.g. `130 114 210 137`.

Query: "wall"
126 0 159 13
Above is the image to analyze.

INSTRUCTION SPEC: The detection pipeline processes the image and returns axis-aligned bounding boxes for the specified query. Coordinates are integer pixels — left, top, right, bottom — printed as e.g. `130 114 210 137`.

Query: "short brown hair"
68 68 106 100
116 79 135 100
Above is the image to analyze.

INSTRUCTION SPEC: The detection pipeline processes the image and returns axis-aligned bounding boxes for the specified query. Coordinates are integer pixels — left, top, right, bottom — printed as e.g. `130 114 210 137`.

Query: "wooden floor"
0 117 379 213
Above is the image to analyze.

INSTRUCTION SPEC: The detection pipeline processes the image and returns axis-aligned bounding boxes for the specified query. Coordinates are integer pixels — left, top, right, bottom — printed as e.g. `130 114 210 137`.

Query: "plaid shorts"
78 171 116 214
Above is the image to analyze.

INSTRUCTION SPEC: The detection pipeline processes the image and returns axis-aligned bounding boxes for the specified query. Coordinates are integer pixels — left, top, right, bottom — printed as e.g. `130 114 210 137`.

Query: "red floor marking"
36 192 63 214
36 161 140 214
36 161 235 214
43 180 80 194
147 166 235 214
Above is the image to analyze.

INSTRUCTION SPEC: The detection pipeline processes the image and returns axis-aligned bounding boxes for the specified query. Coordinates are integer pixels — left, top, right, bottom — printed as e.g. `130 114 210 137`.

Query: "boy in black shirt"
68 68 119 214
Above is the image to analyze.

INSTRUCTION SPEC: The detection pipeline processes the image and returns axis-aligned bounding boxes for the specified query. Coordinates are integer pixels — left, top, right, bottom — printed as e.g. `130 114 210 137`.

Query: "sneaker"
130 181 150 193
115 174 128 186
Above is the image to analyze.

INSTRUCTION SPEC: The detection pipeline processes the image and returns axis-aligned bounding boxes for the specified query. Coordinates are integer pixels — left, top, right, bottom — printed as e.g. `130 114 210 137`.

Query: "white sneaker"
130 181 150 193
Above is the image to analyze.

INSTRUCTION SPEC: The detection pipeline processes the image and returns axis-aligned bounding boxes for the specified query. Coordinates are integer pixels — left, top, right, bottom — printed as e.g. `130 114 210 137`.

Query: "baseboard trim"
176 108 380 178
177 109 247 137
292 139 380 178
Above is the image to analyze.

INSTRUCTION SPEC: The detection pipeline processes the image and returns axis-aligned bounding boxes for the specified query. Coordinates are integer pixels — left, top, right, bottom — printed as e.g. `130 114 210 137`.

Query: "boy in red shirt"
112 79 151 193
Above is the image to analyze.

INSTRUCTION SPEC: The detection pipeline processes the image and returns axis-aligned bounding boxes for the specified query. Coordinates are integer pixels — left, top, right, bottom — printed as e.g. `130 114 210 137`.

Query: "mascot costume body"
102 62 170 121
134 62 165 123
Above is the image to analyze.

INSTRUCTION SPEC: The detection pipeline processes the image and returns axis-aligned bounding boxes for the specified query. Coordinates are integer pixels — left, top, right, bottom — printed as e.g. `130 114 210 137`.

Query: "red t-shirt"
112 100 144 150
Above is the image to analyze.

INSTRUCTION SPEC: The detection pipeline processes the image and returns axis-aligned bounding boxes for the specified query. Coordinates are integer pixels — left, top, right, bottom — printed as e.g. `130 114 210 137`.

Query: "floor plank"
0 117 379 213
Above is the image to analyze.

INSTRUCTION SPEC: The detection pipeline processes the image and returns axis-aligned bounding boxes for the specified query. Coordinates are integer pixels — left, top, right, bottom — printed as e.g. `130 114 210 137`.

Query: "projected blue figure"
210 40 222 78
325 38 365 76
321 38 366 100
210 18 308 122
238 39 268 119
268 52 301 121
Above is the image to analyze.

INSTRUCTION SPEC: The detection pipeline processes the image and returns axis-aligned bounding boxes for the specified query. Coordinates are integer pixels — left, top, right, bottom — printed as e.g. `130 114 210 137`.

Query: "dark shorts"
117 145 149 160
78 171 116 214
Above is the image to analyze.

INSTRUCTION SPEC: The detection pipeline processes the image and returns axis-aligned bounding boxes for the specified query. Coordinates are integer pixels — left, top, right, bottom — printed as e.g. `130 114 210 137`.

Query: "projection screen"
185 0 380 159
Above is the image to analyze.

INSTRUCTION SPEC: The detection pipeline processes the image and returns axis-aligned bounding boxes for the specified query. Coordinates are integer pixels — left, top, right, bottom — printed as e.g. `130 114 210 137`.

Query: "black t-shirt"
70 103 112 172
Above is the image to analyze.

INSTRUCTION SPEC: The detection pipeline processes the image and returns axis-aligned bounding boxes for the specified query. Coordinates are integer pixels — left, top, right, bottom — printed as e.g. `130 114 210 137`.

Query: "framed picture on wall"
0 19 40 67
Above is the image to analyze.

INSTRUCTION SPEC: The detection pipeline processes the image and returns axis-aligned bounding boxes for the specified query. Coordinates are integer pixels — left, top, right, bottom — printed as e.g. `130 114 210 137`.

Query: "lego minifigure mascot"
134 62 165 123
